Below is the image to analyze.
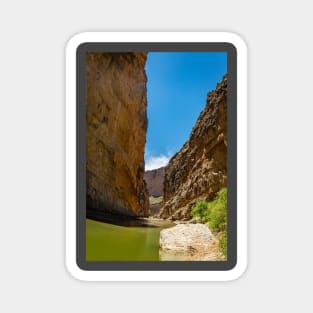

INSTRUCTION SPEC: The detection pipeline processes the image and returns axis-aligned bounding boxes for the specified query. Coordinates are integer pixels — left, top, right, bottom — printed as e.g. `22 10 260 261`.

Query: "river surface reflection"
86 218 173 261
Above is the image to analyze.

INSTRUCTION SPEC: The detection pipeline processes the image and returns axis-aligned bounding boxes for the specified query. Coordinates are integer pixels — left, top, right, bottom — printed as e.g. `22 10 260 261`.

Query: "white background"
0 0 312 312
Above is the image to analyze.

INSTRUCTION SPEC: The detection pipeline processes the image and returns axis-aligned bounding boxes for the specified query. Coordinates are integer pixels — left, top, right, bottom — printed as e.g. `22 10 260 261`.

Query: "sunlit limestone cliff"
86 53 149 217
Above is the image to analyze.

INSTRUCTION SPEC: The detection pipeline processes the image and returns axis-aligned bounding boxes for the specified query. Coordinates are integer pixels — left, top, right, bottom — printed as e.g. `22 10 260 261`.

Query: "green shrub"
219 232 227 256
191 200 210 223
191 188 227 256
207 188 227 232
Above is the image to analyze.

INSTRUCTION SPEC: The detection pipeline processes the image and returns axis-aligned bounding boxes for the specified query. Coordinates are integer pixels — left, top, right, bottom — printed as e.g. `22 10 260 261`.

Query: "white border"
66 32 247 281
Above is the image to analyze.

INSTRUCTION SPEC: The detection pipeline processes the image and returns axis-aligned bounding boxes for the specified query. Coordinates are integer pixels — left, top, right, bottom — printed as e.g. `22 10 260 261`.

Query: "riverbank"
86 213 224 261
87 209 172 228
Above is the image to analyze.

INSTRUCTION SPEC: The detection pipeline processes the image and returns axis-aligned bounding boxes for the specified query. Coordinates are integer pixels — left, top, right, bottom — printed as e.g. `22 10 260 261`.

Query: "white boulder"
159 223 223 261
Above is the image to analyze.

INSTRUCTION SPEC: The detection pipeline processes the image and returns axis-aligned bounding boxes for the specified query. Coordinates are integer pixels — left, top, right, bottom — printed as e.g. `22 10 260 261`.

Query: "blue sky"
145 52 227 170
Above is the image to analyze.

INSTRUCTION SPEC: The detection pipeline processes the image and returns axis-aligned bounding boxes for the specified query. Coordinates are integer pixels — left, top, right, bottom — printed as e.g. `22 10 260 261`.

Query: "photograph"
85 51 228 261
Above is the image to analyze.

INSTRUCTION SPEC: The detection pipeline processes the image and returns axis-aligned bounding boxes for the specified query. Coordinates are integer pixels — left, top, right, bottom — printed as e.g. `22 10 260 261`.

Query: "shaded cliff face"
160 76 227 220
144 167 165 215
144 167 165 197
86 52 150 217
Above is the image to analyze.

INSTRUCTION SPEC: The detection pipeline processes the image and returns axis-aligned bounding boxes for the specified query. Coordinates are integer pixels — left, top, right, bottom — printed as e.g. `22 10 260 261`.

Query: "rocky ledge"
159 224 223 261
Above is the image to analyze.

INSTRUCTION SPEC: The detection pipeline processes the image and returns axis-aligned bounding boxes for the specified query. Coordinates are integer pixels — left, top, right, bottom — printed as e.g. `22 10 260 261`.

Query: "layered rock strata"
160 76 227 220
86 52 149 217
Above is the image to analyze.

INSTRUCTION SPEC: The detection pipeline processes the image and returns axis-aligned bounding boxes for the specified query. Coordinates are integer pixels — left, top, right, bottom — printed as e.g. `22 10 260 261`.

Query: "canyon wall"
86 52 150 217
144 167 165 215
160 76 227 220
144 167 165 197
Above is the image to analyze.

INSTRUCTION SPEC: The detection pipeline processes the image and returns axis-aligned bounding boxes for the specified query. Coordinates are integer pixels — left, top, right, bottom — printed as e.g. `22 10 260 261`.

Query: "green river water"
86 219 172 261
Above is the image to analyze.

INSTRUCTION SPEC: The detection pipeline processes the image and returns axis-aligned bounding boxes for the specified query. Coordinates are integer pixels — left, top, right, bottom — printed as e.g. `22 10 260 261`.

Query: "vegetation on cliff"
191 188 227 256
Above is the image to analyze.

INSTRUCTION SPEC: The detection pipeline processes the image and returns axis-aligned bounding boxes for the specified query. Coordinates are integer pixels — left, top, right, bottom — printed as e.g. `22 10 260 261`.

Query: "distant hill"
144 167 165 197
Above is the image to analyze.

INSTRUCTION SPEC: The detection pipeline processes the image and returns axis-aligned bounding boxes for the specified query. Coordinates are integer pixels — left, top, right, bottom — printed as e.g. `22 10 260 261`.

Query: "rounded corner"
65 32 90 55
225 257 238 271
225 258 248 281
223 32 248 53
65 258 89 282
